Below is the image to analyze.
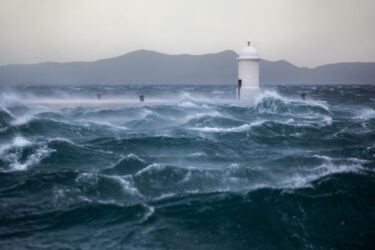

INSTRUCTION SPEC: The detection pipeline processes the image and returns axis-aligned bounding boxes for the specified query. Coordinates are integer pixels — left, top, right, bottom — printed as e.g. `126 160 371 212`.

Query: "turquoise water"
0 84 374 249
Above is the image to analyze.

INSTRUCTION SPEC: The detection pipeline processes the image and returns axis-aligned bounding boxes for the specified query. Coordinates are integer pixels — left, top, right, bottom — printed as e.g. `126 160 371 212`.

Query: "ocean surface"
0 84 374 249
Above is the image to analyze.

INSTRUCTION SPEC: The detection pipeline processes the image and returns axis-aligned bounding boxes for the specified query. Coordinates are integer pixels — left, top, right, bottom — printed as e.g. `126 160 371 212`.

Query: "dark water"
0 84 374 249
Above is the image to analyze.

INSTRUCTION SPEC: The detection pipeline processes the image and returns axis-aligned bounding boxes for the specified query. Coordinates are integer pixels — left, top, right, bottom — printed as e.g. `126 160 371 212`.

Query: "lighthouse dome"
238 44 260 60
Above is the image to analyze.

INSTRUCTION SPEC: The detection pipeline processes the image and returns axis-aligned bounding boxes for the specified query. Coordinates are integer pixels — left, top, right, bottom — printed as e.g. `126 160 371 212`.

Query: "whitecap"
126 153 147 163
139 204 155 223
183 110 224 123
187 152 207 157
110 175 141 196
10 114 35 126
312 155 333 161
281 163 364 189
0 92 25 108
12 136 31 147
81 120 128 130
355 108 375 120
0 136 31 153
178 101 198 108
75 172 142 197
321 116 333 126
191 124 251 132
7 146 52 171
313 155 369 165
135 163 162 175
254 90 330 115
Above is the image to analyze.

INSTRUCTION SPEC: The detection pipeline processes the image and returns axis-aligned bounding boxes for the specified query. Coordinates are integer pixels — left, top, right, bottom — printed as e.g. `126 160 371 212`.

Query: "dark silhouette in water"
237 79 242 99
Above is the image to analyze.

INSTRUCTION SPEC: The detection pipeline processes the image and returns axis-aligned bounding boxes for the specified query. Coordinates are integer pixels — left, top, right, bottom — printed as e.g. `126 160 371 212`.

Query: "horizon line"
0 49 374 69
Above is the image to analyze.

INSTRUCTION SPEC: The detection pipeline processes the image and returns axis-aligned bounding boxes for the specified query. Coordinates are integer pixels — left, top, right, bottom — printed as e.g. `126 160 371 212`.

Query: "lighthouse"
237 42 260 101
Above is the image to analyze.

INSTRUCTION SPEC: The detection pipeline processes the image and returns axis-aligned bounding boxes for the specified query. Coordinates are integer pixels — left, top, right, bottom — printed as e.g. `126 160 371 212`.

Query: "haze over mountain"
0 50 374 85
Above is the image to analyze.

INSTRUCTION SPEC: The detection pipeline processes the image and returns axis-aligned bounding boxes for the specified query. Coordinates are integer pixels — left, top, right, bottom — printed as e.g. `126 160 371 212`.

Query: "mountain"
260 60 375 85
0 50 374 85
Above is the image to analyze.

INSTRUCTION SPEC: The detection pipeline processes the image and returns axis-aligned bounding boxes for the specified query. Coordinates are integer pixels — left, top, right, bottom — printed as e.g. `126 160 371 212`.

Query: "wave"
0 136 52 172
356 108 375 120
0 107 14 123
0 84 374 249
0 92 25 109
0 107 15 133
0 158 370 205
253 91 331 116
189 115 333 135
128 158 368 199
190 124 251 133
101 154 148 176
75 172 143 203
79 120 129 131
177 100 199 108
1 170 372 250
10 158 363 208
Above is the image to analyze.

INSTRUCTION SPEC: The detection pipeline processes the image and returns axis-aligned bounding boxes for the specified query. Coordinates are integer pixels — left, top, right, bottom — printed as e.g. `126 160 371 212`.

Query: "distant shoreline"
0 50 374 85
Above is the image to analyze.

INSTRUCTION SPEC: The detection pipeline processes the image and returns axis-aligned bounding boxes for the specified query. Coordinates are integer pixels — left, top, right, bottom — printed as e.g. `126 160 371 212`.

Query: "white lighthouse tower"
237 42 260 101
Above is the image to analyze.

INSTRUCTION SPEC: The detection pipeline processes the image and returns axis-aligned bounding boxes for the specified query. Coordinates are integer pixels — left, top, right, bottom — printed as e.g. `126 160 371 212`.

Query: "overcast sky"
0 0 374 67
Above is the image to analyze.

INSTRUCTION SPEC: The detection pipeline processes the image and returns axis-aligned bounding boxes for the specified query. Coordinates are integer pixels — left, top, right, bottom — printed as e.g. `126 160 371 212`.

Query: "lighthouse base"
237 87 261 102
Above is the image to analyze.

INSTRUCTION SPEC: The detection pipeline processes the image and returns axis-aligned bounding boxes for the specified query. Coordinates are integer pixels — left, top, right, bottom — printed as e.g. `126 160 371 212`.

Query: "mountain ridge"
0 50 374 85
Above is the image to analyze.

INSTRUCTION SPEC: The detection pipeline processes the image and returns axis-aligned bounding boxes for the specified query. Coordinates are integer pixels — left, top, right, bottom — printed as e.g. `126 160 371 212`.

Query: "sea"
0 84 374 249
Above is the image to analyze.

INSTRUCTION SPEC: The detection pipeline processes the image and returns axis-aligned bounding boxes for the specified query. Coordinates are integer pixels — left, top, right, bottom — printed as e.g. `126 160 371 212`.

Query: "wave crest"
253 91 331 116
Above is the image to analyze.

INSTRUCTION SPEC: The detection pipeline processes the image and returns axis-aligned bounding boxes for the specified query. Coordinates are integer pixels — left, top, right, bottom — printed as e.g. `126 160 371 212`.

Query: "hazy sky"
0 0 374 67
